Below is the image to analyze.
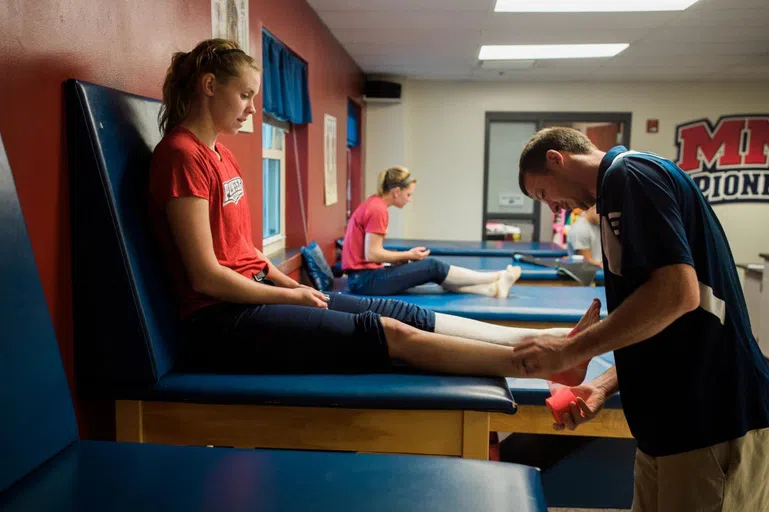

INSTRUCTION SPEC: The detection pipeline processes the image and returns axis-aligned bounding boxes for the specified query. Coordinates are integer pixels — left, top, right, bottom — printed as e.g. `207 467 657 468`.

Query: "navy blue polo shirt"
597 146 769 457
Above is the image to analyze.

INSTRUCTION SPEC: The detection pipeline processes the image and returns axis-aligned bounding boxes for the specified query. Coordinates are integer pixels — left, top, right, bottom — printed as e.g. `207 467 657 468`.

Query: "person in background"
567 205 603 268
342 165 521 297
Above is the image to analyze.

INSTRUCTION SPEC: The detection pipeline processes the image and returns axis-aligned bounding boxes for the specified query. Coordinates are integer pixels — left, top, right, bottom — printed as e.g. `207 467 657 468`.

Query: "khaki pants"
632 428 769 512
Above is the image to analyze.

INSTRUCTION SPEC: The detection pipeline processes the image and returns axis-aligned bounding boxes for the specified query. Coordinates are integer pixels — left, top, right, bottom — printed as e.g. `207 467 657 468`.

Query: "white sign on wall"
324 114 338 206
212 0 253 133
212 0 249 53
498 193 524 207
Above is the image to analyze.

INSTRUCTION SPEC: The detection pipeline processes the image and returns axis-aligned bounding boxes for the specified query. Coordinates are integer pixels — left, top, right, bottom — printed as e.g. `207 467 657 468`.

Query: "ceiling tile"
675 7 769 28
307 0 769 82
606 53 759 68
481 27 652 45
309 0 492 11
646 26 769 43
334 27 481 44
620 41 769 57
317 10 489 29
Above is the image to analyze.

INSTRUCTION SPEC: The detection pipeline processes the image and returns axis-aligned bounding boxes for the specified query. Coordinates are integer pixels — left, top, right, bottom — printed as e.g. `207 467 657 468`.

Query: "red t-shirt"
342 194 389 271
149 126 268 318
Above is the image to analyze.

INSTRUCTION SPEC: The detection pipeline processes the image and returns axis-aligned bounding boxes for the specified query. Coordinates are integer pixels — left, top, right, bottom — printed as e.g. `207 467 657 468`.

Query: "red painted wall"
0 0 363 436
255 0 365 263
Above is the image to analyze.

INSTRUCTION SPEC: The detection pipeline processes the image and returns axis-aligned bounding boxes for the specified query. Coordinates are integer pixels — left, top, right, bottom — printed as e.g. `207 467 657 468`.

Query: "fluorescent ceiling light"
494 0 700 12
479 44 629 60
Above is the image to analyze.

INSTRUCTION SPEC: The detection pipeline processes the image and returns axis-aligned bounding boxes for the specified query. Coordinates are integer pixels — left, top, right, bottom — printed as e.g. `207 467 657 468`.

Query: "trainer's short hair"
518 127 596 197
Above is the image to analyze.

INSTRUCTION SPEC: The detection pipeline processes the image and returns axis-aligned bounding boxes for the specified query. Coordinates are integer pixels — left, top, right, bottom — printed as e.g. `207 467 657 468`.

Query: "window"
262 121 287 256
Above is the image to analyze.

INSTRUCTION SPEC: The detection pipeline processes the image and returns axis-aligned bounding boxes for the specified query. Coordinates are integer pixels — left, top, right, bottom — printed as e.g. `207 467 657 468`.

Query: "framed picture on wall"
212 0 252 132
324 114 338 206
212 0 249 53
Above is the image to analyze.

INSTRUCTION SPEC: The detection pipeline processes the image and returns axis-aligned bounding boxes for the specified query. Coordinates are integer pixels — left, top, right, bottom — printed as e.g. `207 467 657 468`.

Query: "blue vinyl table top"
434 255 605 283
359 285 607 323
337 237 568 258
0 441 547 512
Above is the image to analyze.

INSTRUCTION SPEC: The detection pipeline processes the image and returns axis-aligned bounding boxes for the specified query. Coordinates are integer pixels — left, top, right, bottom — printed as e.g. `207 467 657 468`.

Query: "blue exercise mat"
354 285 607 323
433 255 605 283
337 237 568 258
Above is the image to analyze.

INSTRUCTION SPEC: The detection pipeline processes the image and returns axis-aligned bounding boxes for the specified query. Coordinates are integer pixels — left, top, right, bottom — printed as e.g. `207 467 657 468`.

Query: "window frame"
262 120 288 256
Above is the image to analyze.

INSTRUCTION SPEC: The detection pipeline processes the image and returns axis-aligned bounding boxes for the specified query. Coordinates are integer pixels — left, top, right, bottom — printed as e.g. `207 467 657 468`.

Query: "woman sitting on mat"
149 38 593 384
342 166 522 297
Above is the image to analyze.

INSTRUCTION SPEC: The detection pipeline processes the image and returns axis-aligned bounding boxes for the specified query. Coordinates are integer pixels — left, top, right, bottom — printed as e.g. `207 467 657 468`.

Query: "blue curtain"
347 100 360 147
262 30 312 124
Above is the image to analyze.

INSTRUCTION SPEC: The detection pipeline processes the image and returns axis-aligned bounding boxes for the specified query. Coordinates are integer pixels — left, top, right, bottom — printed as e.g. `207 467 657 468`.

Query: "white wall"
363 101 406 238
366 79 769 263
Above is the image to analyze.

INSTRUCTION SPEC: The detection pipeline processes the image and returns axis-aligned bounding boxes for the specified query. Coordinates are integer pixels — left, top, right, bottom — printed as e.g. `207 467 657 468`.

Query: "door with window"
483 112 631 242
484 120 539 241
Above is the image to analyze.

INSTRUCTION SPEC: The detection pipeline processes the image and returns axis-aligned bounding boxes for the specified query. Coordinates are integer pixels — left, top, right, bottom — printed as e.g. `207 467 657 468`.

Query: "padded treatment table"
352 284 607 329
495 352 629 439
1 443 547 512
336 237 568 258
434 255 605 286
345 283 629 438
0 132 548 512
66 79 517 460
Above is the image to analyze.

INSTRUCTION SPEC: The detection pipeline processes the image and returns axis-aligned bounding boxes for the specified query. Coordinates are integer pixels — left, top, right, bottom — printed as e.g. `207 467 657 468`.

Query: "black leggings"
182 292 435 374
346 258 450 295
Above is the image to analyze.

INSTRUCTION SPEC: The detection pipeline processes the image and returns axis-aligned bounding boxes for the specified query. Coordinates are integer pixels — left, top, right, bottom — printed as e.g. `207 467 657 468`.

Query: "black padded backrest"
0 134 79 493
67 79 182 393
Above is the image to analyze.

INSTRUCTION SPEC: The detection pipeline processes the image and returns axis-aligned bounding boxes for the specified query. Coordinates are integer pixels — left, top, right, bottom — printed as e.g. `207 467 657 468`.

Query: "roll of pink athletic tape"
546 386 577 424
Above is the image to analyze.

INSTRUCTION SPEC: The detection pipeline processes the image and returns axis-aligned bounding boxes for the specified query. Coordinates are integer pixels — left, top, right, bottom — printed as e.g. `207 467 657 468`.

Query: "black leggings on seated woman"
346 258 450 296
181 292 435 374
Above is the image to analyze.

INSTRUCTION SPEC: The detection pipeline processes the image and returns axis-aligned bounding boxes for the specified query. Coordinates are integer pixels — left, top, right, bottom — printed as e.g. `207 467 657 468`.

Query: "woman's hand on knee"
289 287 329 308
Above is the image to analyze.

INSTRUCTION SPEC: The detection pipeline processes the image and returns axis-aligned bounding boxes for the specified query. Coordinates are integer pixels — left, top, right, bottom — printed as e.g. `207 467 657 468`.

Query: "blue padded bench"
65 79 515 459
343 283 608 328
434 255 606 286
338 284 630 439
336 237 568 258
0 133 548 512
333 255 605 286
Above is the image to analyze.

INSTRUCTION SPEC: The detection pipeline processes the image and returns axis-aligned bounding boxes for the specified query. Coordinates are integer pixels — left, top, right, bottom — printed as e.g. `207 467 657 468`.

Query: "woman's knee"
428 258 450 281
380 316 419 350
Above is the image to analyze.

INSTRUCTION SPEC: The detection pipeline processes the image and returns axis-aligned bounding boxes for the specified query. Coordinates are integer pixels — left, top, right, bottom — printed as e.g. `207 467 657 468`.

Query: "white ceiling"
306 0 769 81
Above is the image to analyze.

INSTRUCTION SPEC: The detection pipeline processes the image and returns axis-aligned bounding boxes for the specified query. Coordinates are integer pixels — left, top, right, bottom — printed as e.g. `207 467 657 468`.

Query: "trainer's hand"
289 287 329 308
407 246 430 261
551 382 608 431
510 333 577 378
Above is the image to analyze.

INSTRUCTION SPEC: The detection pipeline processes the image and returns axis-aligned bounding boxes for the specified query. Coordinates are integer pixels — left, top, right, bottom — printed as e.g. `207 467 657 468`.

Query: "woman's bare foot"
548 298 601 386
572 298 601 334
494 267 515 299
506 264 522 283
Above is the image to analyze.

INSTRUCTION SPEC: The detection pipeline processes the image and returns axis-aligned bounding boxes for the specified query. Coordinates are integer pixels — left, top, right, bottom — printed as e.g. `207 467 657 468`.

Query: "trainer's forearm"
569 264 699 359
591 366 619 396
